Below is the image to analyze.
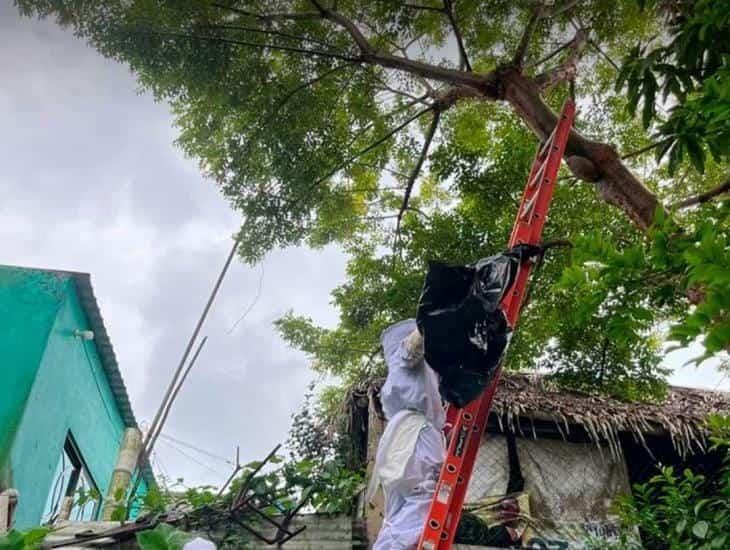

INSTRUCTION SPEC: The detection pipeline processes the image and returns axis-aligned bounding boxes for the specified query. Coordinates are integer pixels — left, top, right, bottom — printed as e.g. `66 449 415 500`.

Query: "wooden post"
364 391 386 548
102 428 143 520
0 489 19 533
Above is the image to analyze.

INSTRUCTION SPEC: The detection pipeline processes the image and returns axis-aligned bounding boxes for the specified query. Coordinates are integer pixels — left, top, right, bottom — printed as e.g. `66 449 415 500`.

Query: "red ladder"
417 100 576 550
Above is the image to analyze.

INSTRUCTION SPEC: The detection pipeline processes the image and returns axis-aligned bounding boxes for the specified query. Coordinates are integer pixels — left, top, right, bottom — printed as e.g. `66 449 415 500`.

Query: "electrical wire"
158 432 234 466
157 437 227 479
151 449 172 484
227 260 265 334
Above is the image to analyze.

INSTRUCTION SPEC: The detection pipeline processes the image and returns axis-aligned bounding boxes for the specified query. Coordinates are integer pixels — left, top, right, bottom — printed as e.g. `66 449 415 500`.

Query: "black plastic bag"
416 250 524 407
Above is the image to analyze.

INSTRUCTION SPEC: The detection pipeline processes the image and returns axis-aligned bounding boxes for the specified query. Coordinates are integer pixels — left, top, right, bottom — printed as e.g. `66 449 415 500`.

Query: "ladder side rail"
418 397 483 548
432 365 504 548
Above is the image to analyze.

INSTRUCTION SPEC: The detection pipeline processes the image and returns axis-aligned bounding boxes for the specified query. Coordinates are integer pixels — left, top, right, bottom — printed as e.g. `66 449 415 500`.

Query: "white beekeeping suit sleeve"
378 320 444 428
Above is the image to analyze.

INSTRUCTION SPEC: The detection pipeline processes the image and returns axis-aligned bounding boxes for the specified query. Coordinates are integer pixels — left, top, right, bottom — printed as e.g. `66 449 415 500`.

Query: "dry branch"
513 3 546 68
395 109 441 237
444 0 472 71
674 179 730 209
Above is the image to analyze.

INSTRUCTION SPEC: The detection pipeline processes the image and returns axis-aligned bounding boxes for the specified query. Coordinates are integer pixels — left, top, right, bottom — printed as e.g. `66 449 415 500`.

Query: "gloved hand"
403 328 424 367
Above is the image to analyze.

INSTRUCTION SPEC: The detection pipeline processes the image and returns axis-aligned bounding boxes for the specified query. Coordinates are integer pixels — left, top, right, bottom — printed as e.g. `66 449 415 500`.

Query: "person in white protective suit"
367 319 446 550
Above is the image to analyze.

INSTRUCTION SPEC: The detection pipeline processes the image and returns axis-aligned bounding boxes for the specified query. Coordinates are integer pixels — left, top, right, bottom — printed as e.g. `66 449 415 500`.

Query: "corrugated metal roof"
66 271 157 488
68 272 136 427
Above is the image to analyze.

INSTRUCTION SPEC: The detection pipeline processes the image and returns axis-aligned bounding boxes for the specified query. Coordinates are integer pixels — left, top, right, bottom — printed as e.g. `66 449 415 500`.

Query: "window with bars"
41 433 100 524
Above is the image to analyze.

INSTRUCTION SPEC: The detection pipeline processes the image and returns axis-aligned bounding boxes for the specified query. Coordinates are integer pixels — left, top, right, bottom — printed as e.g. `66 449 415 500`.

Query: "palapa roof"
490 373 730 459
361 373 730 459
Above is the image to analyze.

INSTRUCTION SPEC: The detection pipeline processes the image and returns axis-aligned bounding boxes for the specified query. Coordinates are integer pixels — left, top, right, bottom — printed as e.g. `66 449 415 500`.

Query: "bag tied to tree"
416 248 532 407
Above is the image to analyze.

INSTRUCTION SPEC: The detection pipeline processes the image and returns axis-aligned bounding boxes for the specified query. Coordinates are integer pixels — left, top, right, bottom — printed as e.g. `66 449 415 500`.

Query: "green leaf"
0 530 25 550
136 530 168 550
676 518 687 534
642 72 658 128
136 524 191 550
692 521 709 540
685 137 706 173
110 504 127 522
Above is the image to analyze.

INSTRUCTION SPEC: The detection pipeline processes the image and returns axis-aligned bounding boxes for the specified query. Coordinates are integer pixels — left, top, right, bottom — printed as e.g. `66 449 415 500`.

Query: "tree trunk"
499 69 659 230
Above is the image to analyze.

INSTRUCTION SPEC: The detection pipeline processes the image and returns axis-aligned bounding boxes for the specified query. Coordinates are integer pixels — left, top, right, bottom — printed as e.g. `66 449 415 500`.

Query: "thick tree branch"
673 179 730 209
310 1 498 94
534 28 587 90
499 68 660 229
513 4 546 68
222 2 663 232
395 109 441 237
378 38 436 95
443 0 472 71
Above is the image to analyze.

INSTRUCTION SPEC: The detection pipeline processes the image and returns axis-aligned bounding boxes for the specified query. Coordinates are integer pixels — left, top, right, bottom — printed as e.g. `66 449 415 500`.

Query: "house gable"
9 276 129 527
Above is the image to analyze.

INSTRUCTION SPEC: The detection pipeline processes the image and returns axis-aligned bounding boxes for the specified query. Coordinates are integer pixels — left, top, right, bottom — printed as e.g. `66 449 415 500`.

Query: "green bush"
613 415 730 549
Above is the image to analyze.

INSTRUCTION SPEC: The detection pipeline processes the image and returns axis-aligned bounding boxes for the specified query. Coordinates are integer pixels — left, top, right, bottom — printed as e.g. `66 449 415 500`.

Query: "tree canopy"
17 0 729 404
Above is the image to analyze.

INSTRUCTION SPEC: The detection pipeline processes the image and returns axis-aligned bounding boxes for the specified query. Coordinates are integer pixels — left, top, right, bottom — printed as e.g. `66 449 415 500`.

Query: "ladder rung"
538 126 557 158
520 195 537 221
528 159 547 188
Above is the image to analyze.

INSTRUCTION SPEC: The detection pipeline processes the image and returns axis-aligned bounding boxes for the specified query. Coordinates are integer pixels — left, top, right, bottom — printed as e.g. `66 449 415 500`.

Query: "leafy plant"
284 385 365 515
616 0 730 174
0 528 52 550
136 523 192 550
613 415 730 549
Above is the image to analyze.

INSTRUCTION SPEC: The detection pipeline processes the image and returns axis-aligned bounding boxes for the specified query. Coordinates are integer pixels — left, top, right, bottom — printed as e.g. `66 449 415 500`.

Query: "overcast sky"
1 5 727 489
1 5 347 488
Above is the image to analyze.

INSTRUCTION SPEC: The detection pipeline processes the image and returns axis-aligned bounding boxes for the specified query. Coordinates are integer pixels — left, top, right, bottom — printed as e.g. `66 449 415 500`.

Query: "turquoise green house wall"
11 278 126 526
0 268 65 484
0 266 150 528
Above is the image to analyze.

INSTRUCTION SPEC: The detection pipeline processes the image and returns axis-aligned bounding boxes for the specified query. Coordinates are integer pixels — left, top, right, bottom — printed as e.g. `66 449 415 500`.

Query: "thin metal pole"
145 336 208 456
143 236 240 455
126 236 241 516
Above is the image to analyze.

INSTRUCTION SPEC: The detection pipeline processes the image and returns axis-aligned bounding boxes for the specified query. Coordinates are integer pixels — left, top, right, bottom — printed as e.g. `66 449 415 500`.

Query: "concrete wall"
248 514 365 549
0 267 64 482
5 273 129 527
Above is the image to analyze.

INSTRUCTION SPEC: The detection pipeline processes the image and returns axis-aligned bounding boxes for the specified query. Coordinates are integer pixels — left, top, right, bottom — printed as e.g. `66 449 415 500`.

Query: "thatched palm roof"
360 373 730 459
490 373 730 458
